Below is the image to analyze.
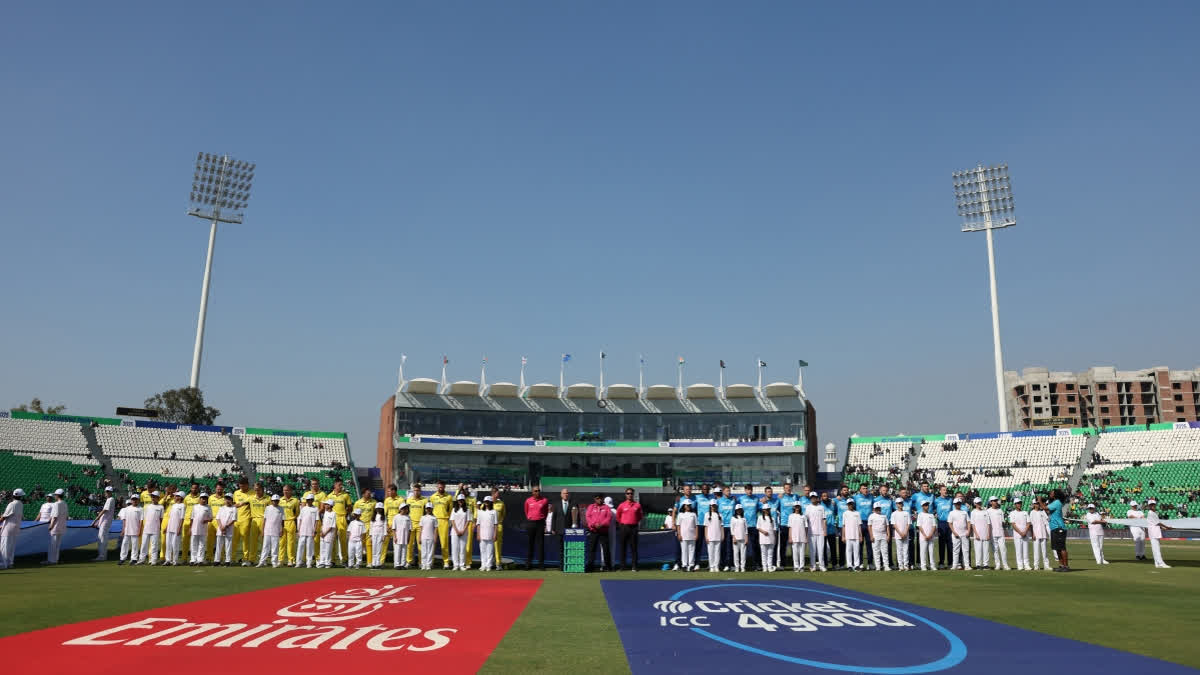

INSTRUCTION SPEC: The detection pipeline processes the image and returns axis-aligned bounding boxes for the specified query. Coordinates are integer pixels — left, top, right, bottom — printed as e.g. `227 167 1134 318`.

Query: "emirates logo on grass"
0 578 541 674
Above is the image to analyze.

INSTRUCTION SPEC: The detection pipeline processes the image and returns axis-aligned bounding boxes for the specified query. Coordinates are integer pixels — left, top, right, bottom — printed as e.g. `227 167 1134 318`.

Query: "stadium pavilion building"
376 374 817 493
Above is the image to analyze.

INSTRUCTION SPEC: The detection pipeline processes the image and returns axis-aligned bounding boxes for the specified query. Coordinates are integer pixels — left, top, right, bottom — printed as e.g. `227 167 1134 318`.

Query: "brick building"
1005 366 1200 430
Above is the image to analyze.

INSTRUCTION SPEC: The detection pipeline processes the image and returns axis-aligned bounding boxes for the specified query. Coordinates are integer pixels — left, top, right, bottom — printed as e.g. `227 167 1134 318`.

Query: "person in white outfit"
296 494 319 568
730 507 748 572
705 503 724 572
419 503 438 570
841 499 862 571
43 489 68 565
139 492 164 566
916 501 937 571
969 498 991 569
788 504 808 572
118 497 142 565
947 499 971 570
677 500 699 571
164 492 186 565
986 497 1010 570
214 494 237 565
890 497 911 571
757 506 776 572
1008 497 1031 571
449 496 470 571
868 504 890 571
37 497 54 524
189 493 212 565
475 498 498 571
319 500 338 568
1145 499 1170 568
805 493 827 572
1126 501 1147 561
391 503 412 570
0 489 27 569
1084 503 1108 565
258 495 284 568
369 505 388 568
347 509 366 568
90 486 116 561
1029 499 1052 571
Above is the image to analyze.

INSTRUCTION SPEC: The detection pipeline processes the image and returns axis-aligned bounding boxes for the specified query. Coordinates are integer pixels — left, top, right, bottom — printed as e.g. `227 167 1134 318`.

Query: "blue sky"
2 2 1198 467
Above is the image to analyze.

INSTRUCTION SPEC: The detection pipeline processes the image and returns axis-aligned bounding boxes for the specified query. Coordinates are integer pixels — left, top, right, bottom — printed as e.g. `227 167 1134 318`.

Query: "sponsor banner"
1031 417 1075 427
601 580 1193 674
0 578 540 674
0 410 8 419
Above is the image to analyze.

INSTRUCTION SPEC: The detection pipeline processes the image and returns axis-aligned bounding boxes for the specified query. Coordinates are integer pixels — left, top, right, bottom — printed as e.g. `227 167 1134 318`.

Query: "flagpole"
600 351 606 397
797 359 807 398
719 361 724 396
399 353 407 390
677 358 684 397
560 354 566 397
480 356 487 392
756 357 763 394
638 355 645 398
520 357 527 396
440 356 448 394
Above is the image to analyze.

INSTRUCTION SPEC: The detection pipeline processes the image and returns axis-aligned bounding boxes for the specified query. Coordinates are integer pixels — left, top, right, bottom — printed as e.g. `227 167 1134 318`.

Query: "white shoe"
1156 564 1171 568
1101 560 1110 565
1003 566 1011 571
819 566 827 572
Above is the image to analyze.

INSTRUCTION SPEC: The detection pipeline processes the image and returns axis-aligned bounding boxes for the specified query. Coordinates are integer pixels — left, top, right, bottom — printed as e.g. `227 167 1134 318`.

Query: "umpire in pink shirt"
585 494 613 572
524 487 550 570
615 488 644 572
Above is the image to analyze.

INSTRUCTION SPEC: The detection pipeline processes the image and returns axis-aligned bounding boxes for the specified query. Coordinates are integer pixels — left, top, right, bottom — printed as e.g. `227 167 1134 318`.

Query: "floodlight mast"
953 163 1015 432
186 153 254 388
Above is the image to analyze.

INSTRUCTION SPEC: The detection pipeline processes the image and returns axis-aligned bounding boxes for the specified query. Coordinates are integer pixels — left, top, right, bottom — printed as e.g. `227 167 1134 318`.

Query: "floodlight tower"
952 163 1015 432
187 153 254 388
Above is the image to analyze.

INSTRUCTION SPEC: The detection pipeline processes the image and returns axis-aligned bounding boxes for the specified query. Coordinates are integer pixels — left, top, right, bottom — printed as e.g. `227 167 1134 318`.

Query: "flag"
678 356 685 365
758 360 767 367
401 354 407 364
562 354 571 363
443 355 449 365
798 359 808 367
521 356 527 366
482 355 487 364
639 354 645 365
601 351 606 360
719 360 725 369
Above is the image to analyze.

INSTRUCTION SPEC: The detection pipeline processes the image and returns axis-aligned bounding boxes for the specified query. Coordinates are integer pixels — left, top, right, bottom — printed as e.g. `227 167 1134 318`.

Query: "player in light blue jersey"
738 485 761 570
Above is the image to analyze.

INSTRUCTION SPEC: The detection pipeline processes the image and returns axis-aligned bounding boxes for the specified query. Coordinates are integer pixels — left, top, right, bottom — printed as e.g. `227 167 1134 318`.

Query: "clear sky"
2 2 1198 467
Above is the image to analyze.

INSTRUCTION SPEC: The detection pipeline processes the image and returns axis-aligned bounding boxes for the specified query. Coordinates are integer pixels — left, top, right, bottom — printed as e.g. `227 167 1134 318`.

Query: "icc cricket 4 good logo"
652 583 967 673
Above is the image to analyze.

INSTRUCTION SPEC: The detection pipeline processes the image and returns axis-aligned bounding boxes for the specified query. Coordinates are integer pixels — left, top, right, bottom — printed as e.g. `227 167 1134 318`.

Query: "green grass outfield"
2 540 1198 672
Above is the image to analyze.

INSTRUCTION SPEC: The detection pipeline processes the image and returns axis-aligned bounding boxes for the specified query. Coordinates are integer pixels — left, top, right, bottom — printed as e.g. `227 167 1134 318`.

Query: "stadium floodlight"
186 152 255 388
952 162 1016 432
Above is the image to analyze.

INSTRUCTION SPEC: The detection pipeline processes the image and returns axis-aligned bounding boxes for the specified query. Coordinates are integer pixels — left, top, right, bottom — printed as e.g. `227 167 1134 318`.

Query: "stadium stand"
844 437 915 489
0 415 107 519
913 432 1084 499
1077 426 1200 518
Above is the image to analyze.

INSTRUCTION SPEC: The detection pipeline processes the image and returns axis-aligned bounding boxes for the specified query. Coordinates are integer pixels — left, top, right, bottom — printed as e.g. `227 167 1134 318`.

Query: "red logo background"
0 577 541 673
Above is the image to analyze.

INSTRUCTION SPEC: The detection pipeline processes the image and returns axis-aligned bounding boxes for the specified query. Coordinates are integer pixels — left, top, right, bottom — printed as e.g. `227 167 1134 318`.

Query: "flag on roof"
678 356 685 365
521 356 527 366
601 351 606 360
758 360 767 367
443 355 449 365
719 360 725 369
798 359 808 367
562 354 571 363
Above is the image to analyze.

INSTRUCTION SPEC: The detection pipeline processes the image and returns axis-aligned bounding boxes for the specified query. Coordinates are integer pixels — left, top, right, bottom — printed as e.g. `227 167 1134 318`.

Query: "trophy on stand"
571 505 579 528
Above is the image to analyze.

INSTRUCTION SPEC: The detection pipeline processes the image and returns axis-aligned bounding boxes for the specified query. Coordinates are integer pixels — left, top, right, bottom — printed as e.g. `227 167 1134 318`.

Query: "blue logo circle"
668 583 967 674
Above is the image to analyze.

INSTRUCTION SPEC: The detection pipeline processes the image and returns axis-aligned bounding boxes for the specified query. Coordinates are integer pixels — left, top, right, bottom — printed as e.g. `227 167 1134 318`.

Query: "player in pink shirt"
523 487 550 570
615 488 645 572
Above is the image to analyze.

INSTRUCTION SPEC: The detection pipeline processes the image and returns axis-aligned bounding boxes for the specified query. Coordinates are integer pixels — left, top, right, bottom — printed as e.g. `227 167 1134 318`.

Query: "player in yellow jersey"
457 483 478 568
328 479 354 565
278 484 300 565
381 485 404 567
352 489 377 564
206 483 227 558
249 482 272 563
232 478 253 564
404 483 427 566
429 481 454 569
307 478 327 561
490 487 506 568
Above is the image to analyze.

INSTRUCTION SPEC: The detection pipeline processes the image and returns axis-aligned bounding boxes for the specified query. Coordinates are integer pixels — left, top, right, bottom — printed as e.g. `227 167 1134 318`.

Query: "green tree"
15 397 66 415
143 387 221 425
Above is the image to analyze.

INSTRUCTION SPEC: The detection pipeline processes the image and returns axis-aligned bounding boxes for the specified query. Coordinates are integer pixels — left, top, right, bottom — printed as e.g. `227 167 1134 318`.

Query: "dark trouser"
525 519 545 569
721 527 733 568
586 529 610 571
778 526 789 565
861 523 872 567
554 533 566 568
937 521 951 566
672 536 681 567
908 532 916 565
826 532 840 567
618 523 639 569
838 533 847 567
746 535 760 569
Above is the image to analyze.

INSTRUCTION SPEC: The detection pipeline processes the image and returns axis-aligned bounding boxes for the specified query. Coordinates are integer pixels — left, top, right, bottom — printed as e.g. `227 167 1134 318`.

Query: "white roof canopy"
605 384 637 399
764 382 799 397
724 384 755 398
686 383 717 398
566 383 597 399
526 383 558 398
406 378 439 394
646 384 677 400
447 381 480 396
488 382 518 397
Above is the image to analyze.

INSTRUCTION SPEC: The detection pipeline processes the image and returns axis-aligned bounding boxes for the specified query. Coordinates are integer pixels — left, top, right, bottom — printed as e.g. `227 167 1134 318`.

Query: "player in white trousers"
787 503 808 572
868 504 890 571
1029 499 1052 570
757 506 776 572
369 505 388 568
296 494 318 568
419 503 437 570
258 495 283 568
805 493 827 572
164 492 186 565
449 496 470 571
44 489 68 565
319 500 338 568
139 492 164 566
1145 500 1170 568
916 501 937 571
214 494 237 565
118 497 142 564
475 497 498 571
347 509 366 568
890 497 911 571
969 497 991 569
391 503 412 569
947 499 971 570
1084 503 1109 565
986 497 1010 570
0 489 27 569
189 493 212 565
730 507 748 572
1008 497 1031 570
1126 501 1147 561
677 500 699 571
90 486 116 561
841 500 862 571
705 504 724 572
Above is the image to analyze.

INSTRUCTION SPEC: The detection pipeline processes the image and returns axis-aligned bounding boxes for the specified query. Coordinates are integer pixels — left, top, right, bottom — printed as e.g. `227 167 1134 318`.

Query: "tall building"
1005 366 1200 430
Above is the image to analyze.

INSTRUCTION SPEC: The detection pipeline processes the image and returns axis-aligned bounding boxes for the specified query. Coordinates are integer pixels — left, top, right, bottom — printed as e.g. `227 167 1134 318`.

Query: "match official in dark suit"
547 488 577 569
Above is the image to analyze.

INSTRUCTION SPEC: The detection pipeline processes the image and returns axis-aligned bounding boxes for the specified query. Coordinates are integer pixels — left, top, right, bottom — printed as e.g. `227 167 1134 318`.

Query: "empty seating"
0 417 91 456
243 434 349 469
